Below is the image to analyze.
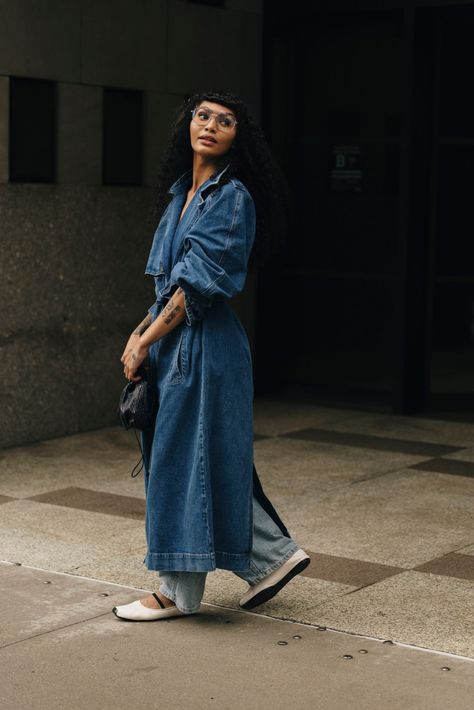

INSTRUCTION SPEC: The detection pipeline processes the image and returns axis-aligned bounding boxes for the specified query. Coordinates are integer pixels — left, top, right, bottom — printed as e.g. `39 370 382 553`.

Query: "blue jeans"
158 495 300 614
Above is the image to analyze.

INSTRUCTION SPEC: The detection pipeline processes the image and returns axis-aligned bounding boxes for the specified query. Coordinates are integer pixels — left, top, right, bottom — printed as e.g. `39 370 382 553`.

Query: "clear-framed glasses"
190 107 238 132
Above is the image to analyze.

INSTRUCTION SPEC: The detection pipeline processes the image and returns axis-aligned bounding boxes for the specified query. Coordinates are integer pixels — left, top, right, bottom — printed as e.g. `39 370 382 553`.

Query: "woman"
113 90 310 621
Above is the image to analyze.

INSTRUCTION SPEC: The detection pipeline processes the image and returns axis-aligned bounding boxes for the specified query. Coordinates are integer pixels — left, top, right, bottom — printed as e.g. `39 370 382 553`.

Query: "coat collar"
168 163 231 196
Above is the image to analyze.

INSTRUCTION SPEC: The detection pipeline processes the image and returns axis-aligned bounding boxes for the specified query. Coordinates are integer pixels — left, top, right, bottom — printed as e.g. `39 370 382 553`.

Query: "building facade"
0 0 262 446
259 0 474 417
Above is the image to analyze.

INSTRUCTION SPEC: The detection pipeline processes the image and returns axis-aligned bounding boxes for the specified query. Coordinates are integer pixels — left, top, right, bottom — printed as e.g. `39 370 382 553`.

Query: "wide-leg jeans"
158 495 300 614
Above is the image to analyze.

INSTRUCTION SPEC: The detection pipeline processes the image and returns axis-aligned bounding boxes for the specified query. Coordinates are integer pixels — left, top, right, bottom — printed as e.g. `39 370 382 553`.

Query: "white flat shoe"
239 549 311 610
112 592 192 621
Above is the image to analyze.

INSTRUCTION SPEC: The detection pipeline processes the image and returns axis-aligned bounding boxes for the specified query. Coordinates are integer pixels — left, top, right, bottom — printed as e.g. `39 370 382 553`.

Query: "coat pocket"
168 325 188 384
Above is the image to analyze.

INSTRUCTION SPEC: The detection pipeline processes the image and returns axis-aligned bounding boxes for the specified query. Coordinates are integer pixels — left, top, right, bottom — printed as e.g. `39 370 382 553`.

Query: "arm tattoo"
163 308 182 325
132 313 152 335
162 299 183 325
162 288 184 326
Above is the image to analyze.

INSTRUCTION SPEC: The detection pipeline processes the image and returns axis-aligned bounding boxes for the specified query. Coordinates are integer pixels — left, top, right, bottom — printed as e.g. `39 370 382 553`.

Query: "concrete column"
57 83 102 185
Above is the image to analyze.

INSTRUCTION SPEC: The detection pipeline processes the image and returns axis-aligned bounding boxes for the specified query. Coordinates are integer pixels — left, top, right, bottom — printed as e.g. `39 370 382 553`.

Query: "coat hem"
144 551 251 572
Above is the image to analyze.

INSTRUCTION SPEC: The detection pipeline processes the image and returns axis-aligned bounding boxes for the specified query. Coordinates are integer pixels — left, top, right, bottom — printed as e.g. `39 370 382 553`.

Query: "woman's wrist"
132 313 152 336
139 291 186 348
138 334 153 349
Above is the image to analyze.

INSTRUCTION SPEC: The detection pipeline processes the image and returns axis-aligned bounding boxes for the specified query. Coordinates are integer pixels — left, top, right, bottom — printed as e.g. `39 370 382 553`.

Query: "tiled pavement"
1 398 473 659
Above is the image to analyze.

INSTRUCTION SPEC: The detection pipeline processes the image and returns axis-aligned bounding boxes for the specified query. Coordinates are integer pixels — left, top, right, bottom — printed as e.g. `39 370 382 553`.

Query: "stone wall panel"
0 0 81 81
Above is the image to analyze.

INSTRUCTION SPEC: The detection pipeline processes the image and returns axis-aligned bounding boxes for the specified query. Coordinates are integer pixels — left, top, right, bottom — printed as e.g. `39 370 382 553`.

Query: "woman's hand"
121 333 140 364
122 340 149 382
120 289 187 381
121 313 153 369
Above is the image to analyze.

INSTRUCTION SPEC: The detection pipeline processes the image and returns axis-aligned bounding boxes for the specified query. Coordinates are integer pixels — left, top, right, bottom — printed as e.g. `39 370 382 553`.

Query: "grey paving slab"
447 446 474 463
414 553 474 581
253 398 358 437
38 426 134 454
456 543 474 557
67 547 160 590
327 412 474 447
201 569 355 623
2 415 474 669
0 500 144 571
281 427 461 456
0 562 140 647
309 571 474 658
253 436 429 494
411 458 474 478
259 468 474 568
0 428 145 499
27 486 146 520
1 565 472 710
303 551 403 587
70 554 355 624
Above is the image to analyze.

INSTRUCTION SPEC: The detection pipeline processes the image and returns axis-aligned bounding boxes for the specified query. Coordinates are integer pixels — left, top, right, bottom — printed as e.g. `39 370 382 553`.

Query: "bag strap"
130 429 145 478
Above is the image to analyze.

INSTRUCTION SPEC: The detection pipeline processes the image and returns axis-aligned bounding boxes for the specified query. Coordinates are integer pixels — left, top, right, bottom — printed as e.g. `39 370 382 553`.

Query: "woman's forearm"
132 313 152 336
139 287 186 347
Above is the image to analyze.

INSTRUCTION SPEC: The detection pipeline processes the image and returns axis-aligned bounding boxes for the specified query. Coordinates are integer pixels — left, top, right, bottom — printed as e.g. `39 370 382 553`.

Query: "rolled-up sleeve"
165 183 256 326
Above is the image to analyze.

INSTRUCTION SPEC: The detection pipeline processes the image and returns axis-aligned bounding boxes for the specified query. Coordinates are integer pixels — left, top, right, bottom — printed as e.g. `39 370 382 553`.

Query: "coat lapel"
158 163 232 276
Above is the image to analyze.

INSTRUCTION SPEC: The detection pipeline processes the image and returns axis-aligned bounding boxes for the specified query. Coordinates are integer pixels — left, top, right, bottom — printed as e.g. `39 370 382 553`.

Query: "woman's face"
189 101 237 159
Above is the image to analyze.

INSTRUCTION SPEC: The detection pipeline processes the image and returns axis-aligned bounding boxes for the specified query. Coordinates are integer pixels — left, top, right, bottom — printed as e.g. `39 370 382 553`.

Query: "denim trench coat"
141 163 289 573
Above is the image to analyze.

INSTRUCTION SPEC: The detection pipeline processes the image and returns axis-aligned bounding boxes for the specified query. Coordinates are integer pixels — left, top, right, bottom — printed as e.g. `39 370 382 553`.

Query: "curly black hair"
151 90 290 267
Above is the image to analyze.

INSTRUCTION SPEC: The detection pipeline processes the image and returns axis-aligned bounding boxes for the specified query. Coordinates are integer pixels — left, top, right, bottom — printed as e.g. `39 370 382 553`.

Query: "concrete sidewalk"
1 398 474 707
1 562 473 710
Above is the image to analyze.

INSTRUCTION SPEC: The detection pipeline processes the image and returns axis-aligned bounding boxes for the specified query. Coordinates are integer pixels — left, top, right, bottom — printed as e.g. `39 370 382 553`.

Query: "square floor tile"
0 429 145 499
302 551 403 587
253 436 429 494
305 571 474 657
414 553 474 581
253 398 357 437
327 413 474 448
280 428 460 457
0 500 144 571
202 569 354 624
27 487 145 520
259 468 474 568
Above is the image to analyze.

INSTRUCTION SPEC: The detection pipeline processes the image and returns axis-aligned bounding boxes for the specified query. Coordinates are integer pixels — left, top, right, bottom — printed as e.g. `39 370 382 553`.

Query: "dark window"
188 0 225 7
9 77 56 183
103 88 143 186
327 111 360 138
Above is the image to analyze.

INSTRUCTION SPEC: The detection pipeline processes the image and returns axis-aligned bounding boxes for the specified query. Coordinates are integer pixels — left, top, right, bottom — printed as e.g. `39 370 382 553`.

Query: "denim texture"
158 571 207 615
141 164 258 572
159 494 300 614
233 498 298 586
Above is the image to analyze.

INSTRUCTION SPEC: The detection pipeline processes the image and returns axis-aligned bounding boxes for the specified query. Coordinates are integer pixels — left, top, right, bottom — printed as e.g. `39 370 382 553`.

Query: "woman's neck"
190 154 224 192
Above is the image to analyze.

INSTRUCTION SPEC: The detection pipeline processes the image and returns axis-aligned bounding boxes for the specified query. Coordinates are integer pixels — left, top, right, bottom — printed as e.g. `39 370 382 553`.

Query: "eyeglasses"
190 107 238 132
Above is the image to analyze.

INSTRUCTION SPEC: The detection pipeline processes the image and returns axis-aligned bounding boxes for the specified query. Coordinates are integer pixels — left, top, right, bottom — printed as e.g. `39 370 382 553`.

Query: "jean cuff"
159 583 201 615
246 543 300 586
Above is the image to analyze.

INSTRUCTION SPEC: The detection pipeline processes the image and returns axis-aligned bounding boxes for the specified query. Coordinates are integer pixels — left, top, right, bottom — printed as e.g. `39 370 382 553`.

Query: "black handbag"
118 363 158 432
118 363 158 478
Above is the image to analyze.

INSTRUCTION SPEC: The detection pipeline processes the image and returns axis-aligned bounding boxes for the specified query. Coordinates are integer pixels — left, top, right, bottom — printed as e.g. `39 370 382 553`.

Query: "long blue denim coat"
141 164 289 573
